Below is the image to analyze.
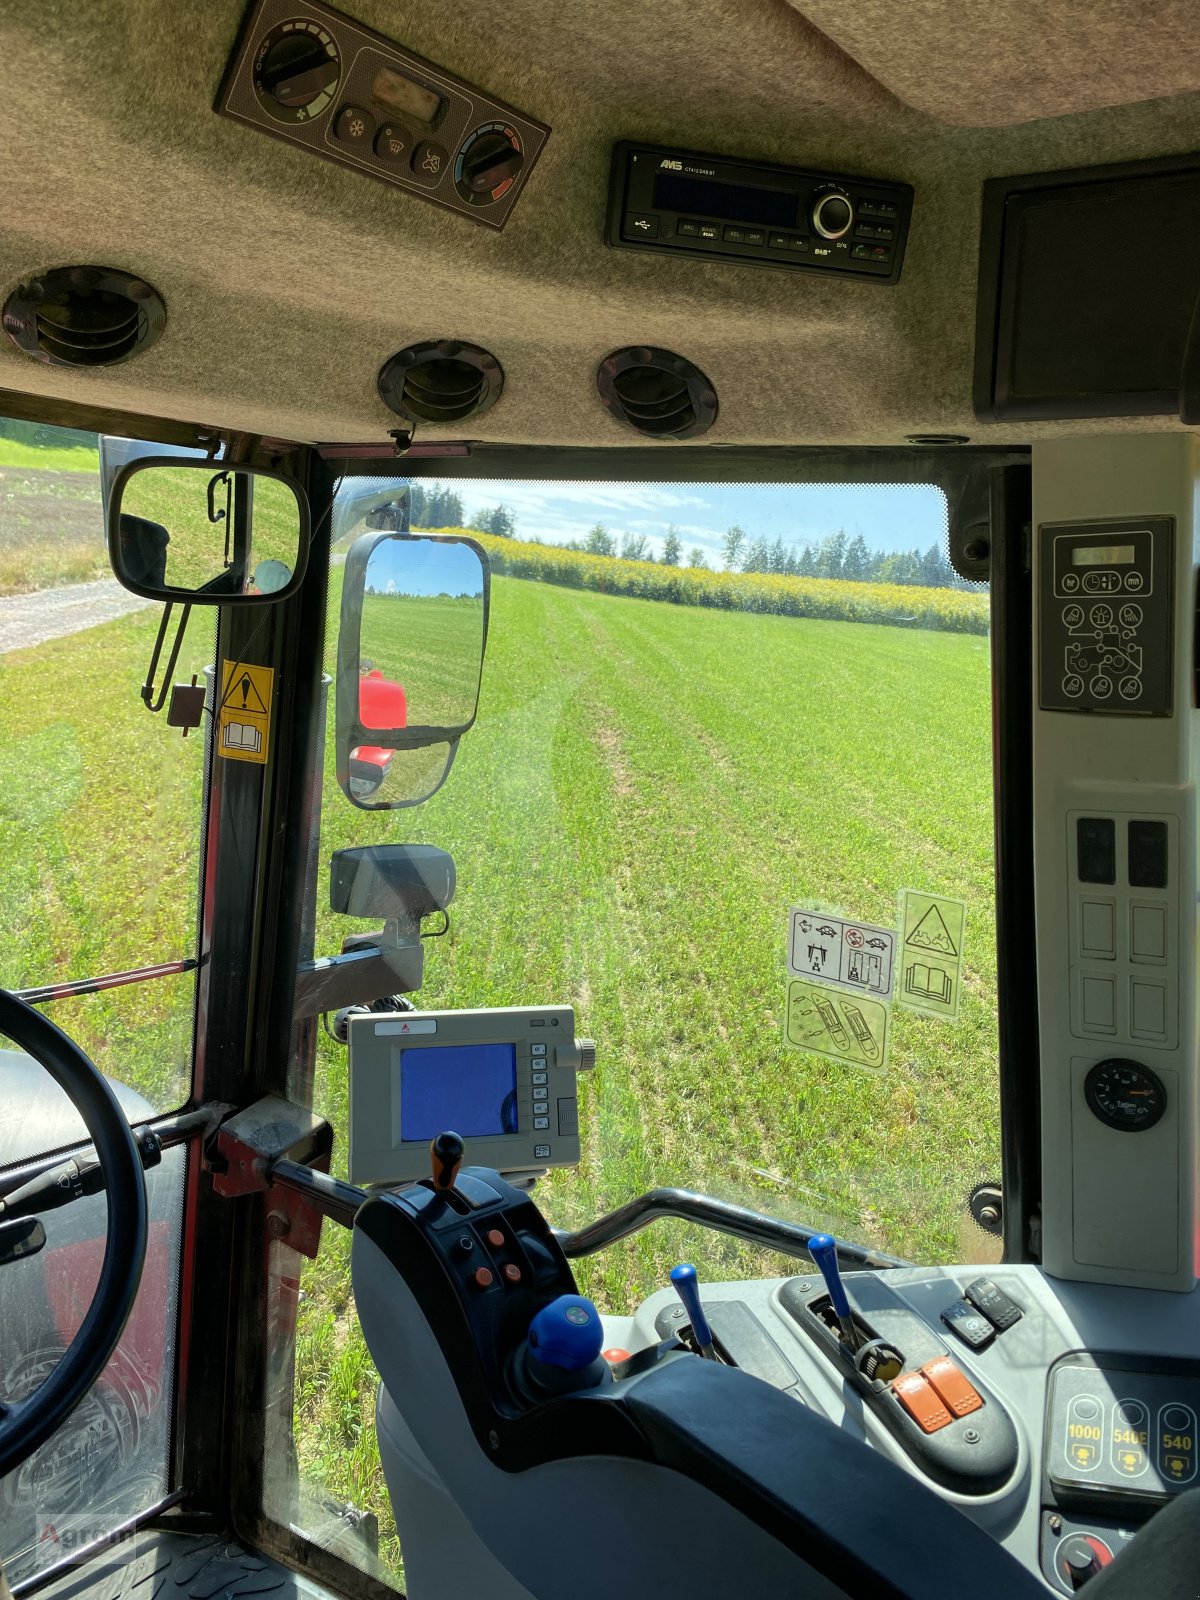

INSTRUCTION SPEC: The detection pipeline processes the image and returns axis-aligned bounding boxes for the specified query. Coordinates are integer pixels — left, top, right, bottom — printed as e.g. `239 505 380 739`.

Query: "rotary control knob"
455 123 525 205
811 188 854 240
1058 1534 1112 1589
462 131 524 192
254 23 340 122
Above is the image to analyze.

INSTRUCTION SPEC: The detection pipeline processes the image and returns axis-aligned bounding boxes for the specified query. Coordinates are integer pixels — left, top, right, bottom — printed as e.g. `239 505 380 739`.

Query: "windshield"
274 469 1000 1585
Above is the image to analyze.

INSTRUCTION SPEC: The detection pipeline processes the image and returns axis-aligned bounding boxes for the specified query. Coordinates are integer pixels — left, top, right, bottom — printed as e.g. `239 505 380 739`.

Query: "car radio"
606 142 912 282
347 1004 595 1184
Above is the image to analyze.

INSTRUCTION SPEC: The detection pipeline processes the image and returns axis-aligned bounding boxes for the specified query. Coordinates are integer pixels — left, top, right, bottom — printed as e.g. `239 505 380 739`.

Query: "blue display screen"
398 1042 518 1142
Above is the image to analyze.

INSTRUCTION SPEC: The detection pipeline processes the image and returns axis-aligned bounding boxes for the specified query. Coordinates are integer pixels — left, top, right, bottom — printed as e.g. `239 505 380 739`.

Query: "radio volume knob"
811 189 854 240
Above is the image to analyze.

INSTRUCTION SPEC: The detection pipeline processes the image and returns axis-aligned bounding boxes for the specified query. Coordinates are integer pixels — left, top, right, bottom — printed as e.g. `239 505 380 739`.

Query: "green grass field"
2 518 999 1579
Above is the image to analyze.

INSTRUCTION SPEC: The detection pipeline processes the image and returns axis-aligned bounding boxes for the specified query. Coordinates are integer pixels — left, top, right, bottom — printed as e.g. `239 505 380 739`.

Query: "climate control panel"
217 0 549 229
1038 517 1173 715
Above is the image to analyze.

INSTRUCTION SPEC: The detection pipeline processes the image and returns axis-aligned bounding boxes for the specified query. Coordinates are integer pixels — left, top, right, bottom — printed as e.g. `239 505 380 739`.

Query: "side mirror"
335 532 490 809
106 456 309 603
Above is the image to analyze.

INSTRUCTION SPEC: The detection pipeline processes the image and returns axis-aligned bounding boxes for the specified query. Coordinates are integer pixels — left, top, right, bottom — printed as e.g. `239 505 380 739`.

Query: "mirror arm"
141 602 194 714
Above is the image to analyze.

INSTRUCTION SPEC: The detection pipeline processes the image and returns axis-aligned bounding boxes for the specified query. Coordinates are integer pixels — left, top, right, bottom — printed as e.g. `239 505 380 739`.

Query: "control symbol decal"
784 978 888 1073
787 907 896 997
897 890 965 1021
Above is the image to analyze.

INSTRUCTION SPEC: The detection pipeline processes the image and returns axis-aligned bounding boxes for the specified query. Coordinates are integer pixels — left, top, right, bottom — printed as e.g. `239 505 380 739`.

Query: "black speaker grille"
3 267 166 367
378 340 504 424
597 347 717 439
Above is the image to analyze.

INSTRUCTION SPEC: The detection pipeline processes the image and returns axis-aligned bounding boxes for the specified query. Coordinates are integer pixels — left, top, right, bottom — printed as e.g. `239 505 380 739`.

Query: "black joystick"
430 1130 465 1194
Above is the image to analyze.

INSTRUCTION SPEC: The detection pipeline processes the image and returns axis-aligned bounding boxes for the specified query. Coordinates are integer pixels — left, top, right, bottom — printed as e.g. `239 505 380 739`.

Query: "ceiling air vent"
3 266 166 367
377 340 504 424
597 347 717 440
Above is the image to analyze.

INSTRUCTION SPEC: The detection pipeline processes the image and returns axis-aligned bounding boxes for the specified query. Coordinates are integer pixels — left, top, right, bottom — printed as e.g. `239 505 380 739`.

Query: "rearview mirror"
106 456 309 603
335 532 489 809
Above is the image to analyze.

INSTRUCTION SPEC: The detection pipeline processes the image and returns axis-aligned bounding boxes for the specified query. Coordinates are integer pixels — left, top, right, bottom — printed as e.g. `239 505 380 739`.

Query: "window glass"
0 421 212 1128
0 1143 185 1584
269 473 1000 1584
0 419 206 1581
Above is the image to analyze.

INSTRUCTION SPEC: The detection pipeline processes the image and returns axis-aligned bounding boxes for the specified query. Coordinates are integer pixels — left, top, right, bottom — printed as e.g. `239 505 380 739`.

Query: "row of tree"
406 485 964 590
564 523 963 588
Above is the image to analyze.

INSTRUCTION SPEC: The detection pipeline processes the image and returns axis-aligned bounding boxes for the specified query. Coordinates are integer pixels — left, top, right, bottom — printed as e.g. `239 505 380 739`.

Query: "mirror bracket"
141 602 193 714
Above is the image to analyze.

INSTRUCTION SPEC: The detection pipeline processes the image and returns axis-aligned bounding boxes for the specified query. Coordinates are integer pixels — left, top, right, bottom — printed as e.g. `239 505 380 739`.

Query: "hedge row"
427 528 990 635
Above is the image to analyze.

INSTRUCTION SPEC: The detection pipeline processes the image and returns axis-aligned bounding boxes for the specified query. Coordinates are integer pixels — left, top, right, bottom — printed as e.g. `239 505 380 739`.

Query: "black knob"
812 190 853 240
1060 1535 1103 1589
462 131 524 193
430 1130 465 1192
260 33 339 108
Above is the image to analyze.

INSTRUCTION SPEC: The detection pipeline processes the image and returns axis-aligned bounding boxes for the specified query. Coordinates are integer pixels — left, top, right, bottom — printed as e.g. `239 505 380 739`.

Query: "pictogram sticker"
897 889 966 1020
787 907 896 998
784 978 889 1073
217 659 274 765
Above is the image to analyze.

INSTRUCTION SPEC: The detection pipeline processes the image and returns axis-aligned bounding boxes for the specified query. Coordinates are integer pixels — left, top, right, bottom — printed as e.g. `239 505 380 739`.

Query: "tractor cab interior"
6 1 1200 1596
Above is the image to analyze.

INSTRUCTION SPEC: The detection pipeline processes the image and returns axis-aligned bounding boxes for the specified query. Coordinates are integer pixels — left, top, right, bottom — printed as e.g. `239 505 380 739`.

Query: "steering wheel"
0 990 148 1478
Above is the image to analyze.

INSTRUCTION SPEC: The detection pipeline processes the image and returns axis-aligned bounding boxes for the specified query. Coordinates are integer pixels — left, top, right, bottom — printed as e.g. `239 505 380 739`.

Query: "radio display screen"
652 173 797 228
397 1042 518 1141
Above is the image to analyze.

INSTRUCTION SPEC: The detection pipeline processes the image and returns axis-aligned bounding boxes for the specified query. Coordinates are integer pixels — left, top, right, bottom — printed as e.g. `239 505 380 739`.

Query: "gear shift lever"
808 1233 861 1352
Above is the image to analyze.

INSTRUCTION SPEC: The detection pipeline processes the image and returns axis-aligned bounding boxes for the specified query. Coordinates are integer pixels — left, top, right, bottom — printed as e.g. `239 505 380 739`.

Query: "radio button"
698 223 719 240
769 232 791 249
626 212 659 239
744 229 764 245
678 220 700 237
724 225 745 243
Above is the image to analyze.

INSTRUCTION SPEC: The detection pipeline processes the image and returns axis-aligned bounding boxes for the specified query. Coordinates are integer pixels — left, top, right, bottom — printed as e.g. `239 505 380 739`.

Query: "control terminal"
348 1004 595 1185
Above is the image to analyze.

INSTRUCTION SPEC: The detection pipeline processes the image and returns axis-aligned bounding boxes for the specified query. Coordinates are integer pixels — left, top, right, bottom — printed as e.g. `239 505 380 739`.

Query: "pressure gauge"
1084 1058 1167 1132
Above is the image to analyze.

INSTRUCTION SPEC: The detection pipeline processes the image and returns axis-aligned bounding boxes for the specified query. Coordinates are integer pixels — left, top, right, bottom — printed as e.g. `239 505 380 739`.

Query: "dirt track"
0 576 151 653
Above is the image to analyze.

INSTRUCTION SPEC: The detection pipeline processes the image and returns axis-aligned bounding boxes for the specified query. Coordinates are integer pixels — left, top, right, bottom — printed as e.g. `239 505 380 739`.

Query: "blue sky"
455 482 948 562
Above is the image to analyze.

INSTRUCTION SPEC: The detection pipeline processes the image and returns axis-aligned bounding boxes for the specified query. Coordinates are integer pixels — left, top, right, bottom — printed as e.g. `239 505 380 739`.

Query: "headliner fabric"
0 0 1199 450
787 0 1200 128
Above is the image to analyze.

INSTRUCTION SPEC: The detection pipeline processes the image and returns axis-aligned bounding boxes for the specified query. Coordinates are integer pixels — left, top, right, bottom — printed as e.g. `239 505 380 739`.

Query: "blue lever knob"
808 1233 860 1350
670 1263 716 1358
527 1294 604 1372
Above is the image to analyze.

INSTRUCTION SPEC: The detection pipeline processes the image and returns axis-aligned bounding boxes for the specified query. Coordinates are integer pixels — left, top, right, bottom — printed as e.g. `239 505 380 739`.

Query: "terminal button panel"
1039 518 1173 715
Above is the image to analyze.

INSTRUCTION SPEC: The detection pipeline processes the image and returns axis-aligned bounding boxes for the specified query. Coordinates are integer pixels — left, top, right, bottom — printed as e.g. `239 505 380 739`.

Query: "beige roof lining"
0 0 1198 449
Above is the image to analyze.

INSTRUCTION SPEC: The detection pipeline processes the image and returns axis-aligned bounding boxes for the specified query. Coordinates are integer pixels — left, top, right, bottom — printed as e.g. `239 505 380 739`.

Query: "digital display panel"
652 173 797 228
1072 544 1136 567
371 66 443 126
397 1042 518 1142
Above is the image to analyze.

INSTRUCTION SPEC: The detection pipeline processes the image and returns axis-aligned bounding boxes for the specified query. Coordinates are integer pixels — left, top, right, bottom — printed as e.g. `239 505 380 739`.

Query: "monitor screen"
396 1041 518 1142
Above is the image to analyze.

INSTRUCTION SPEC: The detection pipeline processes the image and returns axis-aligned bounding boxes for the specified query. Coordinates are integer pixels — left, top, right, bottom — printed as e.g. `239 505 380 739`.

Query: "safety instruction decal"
785 978 888 1073
897 890 965 1020
217 659 274 765
787 907 896 999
